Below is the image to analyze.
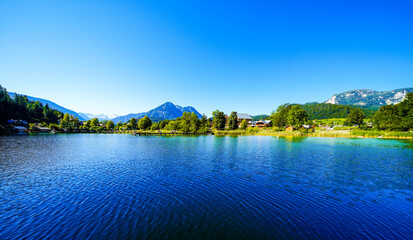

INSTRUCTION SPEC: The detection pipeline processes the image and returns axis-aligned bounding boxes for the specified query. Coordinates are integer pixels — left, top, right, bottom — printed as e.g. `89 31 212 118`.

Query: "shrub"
246 127 259 134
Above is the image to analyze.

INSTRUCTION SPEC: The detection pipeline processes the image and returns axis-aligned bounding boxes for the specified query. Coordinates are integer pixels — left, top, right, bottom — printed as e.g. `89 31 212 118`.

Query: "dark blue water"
0 135 412 239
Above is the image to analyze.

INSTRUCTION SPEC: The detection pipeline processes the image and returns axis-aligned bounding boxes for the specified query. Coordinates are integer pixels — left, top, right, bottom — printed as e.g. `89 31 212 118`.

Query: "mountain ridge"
111 102 202 123
9 92 86 121
324 88 413 107
78 113 120 121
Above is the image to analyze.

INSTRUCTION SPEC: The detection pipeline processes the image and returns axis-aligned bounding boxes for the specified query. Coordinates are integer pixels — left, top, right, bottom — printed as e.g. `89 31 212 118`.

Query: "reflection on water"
0 134 412 239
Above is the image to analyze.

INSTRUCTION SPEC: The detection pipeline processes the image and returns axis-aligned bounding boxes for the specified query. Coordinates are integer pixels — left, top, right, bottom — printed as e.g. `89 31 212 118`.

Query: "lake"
0 134 412 239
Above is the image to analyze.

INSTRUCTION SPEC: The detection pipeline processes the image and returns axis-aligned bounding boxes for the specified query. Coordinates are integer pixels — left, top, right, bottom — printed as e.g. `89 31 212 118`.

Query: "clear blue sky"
1 0 412 116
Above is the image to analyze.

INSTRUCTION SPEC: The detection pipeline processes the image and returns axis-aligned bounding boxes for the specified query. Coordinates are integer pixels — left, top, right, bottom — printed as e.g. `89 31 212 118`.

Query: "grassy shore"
213 129 413 139
3 126 413 139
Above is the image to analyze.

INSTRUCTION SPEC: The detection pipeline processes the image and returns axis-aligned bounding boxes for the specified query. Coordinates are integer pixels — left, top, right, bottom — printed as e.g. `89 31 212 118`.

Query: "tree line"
251 103 376 123
0 85 62 125
299 103 376 120
373 93 413 131
269 104 309 129
2 83 412 133
54 111 211 133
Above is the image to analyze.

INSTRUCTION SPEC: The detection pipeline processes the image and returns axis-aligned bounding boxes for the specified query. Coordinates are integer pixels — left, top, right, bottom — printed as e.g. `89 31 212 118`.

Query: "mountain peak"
111 102 202 123
161 102 175 106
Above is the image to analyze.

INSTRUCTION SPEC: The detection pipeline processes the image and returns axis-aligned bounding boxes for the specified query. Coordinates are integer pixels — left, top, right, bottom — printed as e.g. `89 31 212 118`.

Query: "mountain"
324 88 413 108
112 102 202 123
9 92 86 121
78 113 120 121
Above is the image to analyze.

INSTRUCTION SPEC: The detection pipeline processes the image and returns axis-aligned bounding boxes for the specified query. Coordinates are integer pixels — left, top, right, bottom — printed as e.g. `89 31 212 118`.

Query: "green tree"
129 118 138 130
270 104 292 128
398 92 413 130
164 121 178 130
158 120 170 129
240 119 248 130
72 117 80 129
84 120 91 130
346 108 365 126
374 93 413 131
27 101 44 122
178 112 191 132
212 110 226 130
199 114 209 133
49 123 60 131
60 113 71 129
189 112 200 132
373 105 401 130
106 120 115 130
287 105 309 128
150 122 160 131
115 122 123 130
43 104 53 122
0 85 13 124
90 118 99 129
227 111 238 130
138 116 152 130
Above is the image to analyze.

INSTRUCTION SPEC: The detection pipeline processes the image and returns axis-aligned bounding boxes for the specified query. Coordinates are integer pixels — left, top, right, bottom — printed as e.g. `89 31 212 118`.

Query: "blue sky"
1 0 412 116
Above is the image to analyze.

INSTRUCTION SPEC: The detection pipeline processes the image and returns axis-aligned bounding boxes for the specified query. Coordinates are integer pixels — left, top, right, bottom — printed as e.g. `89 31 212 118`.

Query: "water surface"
0 135 412 239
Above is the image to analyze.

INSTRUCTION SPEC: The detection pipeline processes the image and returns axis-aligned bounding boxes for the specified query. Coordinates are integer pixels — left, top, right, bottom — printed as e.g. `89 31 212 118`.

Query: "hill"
9 92 86 121
299 103 377 120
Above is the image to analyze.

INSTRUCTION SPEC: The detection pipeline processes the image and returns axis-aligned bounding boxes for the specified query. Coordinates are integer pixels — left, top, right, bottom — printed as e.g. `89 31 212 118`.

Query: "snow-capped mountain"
78 113 120 121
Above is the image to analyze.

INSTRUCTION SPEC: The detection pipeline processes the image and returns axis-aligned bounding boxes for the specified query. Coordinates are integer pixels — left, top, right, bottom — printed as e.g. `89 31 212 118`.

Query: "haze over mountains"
78 113 120 121
8 87 412 122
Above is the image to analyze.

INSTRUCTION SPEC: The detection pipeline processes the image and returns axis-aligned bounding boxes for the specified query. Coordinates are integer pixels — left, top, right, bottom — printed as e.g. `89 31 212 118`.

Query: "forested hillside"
0 85 63 124
299 103 377 120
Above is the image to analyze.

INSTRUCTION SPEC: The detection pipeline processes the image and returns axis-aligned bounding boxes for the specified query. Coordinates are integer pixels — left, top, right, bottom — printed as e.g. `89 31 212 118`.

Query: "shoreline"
4 130 412 140
213 130 413 139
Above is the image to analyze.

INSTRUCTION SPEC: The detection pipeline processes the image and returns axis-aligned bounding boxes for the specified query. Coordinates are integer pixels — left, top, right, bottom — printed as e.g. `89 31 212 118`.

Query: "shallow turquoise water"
0 134 412 239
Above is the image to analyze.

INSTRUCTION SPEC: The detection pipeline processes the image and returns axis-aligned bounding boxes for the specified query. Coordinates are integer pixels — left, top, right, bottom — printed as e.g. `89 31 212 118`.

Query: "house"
36 127 51 133
255 120 271 128
302 125 315 129
236 113 252 123
13 126 28 134
255 120 266 128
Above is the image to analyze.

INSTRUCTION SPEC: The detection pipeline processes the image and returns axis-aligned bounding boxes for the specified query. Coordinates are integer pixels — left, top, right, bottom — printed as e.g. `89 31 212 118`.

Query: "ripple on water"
0 135 412 239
